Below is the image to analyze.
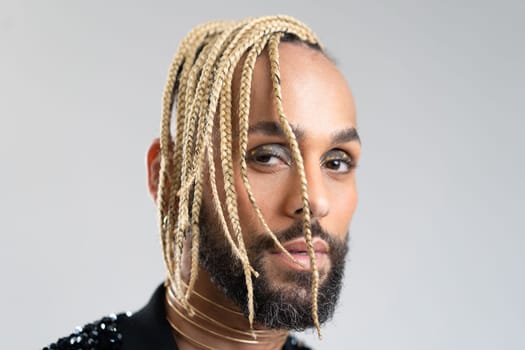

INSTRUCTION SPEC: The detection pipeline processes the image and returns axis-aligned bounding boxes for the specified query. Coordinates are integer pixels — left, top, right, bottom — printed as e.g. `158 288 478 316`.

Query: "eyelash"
247 145 356 174
247 144 291 167
321 149 355 174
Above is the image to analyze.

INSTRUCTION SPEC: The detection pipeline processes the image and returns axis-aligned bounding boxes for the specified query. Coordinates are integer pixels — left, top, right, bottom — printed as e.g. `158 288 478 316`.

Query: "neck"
164 270 289 350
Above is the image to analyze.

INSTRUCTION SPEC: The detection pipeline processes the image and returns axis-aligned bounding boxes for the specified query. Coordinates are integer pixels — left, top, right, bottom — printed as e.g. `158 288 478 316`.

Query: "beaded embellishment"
43 311 311 349
43 312 132 350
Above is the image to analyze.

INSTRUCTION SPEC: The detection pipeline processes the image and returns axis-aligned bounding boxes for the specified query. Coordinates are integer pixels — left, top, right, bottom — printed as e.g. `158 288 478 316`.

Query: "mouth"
280 237 329 254
269 237 329 270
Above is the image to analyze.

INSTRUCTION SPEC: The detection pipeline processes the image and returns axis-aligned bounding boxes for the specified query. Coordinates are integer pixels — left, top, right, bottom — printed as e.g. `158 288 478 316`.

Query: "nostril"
294 201 314 216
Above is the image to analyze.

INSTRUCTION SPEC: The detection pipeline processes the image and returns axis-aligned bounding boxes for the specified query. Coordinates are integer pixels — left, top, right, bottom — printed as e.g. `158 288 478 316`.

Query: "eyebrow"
248 121 302 139
331 127 361 145
248 121 361 145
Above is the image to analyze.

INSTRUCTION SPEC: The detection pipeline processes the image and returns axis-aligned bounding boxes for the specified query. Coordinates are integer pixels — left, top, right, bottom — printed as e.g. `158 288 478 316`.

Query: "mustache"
247 219 344 252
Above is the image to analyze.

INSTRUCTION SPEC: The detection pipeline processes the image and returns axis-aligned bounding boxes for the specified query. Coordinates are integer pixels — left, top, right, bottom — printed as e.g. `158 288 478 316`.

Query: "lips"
268 237 329 271
272 237 329 255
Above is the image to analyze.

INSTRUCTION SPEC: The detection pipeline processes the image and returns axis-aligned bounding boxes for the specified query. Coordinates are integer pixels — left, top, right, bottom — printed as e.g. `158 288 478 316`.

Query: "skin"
147 42 360 350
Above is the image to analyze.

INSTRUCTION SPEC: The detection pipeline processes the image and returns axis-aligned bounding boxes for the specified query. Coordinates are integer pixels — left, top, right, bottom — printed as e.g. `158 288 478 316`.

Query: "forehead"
246 42 357 135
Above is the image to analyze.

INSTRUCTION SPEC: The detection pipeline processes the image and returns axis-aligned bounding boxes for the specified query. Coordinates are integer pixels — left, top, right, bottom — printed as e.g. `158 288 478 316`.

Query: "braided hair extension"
158 15 325 335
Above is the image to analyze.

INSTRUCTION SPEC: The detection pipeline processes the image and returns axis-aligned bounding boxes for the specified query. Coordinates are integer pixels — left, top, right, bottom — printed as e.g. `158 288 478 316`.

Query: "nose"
285 162 330 220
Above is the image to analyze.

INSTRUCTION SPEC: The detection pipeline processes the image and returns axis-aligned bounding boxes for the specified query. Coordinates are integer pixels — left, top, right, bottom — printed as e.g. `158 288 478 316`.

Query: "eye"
246 144 292 168
321 149 355 174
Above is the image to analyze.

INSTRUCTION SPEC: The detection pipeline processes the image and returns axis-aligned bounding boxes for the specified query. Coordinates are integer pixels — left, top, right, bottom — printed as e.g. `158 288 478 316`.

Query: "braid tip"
316 326 322 340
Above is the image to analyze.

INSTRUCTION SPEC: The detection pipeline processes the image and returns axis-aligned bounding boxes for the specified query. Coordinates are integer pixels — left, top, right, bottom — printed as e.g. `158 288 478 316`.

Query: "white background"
1 0 524 349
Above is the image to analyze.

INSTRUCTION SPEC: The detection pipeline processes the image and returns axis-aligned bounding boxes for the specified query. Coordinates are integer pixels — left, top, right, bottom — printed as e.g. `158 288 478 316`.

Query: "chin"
198 215 349 330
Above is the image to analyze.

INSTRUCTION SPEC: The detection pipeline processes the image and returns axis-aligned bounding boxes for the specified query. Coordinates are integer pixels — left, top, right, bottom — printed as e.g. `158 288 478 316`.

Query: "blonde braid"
158 15 324 336
267 33 321 337
205 22 296 325
174 22 243 303
171 28 220 300
218 56 259 327
170 22 233 300
176 33 224 303
159 31 194 288
214 18 320 328
237 36 306 270
204 32 257 326
160 22 231 296
182 21 253 303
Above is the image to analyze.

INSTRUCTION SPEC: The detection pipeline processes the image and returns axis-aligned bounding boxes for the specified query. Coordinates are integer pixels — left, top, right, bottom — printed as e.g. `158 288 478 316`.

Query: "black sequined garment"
43 285 312 350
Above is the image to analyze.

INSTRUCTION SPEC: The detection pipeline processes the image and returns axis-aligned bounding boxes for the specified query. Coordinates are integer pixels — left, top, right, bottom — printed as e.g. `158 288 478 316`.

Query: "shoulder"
42 285 311 350
42 312 132 350
43 284 179 350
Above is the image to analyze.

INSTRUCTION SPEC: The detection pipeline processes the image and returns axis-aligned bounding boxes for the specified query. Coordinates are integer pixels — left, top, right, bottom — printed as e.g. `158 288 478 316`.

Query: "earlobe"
146 138 161 202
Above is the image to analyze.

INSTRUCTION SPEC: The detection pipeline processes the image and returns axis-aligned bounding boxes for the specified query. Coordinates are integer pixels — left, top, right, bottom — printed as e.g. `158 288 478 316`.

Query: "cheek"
326 180 358 234
234 184 257 227
234 170 291 231
232 171 263 234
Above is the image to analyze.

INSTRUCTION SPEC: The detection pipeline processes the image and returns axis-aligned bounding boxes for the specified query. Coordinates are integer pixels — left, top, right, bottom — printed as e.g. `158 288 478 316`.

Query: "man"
44 15 360 350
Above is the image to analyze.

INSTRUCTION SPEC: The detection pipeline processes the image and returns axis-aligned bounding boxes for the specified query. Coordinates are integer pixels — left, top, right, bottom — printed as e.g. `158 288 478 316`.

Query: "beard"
198 206 349 331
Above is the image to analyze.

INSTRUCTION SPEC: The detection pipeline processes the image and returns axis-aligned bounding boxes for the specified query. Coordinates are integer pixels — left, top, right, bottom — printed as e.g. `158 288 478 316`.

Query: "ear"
146 138 161 202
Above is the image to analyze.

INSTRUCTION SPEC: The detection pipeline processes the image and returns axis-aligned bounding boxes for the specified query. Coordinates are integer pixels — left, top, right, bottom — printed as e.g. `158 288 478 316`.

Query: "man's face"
199 42 360 330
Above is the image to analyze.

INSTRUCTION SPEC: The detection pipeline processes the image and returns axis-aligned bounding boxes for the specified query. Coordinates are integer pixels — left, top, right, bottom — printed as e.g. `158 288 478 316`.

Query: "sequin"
44 311 310 349
43 313 130 350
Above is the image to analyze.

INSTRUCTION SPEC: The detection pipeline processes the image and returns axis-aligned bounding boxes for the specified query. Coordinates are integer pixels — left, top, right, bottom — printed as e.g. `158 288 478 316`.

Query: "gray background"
1 0 524 349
